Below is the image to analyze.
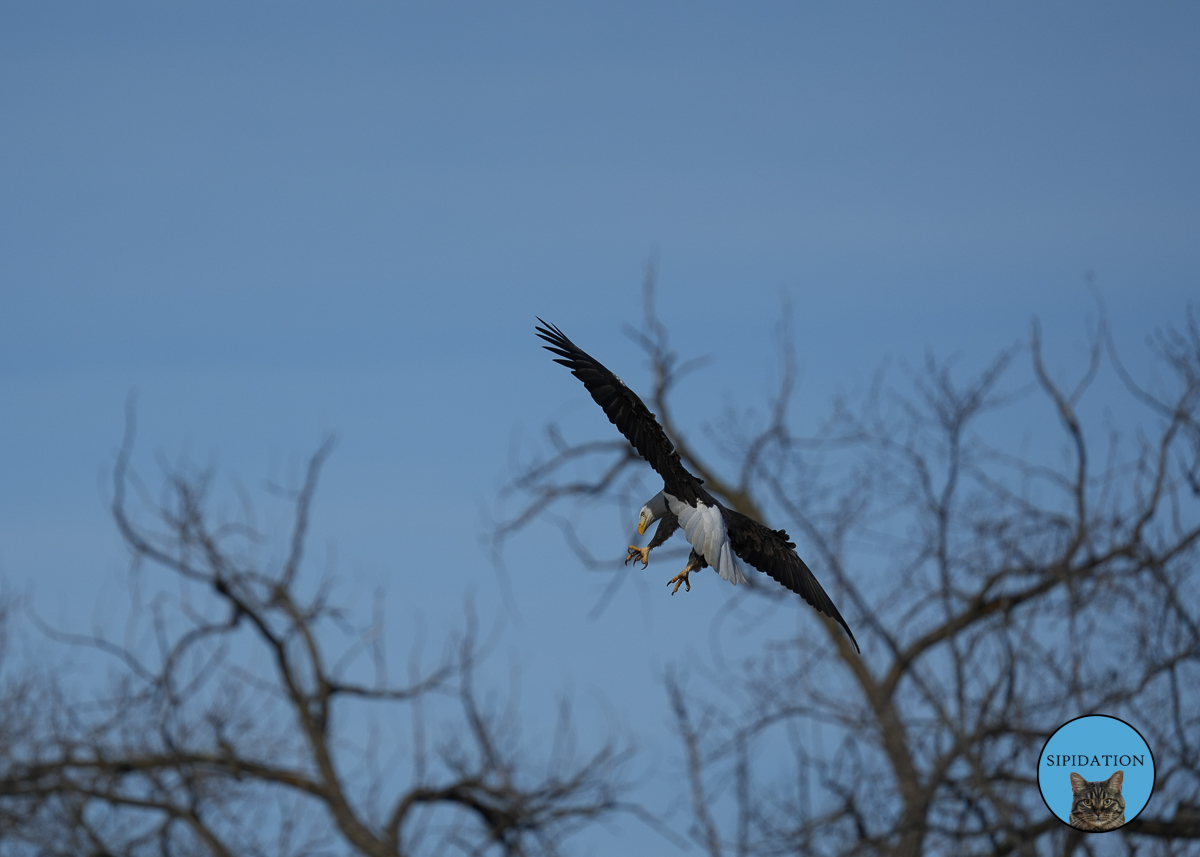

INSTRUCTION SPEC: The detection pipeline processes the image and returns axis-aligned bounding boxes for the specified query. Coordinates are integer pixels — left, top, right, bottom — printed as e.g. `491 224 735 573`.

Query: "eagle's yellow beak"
638 517 647 536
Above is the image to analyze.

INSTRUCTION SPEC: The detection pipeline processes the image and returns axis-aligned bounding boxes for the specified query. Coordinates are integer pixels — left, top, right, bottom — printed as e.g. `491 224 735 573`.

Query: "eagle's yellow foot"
626 545 650 568
667 569 691 595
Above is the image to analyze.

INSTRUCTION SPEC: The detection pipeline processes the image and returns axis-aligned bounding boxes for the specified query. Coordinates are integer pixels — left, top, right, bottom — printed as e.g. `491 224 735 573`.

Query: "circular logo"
1038 714 1155 831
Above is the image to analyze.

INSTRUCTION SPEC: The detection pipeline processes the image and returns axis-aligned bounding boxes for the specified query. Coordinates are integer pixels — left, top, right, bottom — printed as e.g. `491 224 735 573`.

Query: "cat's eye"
1104 800 1112 806
1082 800 1091 806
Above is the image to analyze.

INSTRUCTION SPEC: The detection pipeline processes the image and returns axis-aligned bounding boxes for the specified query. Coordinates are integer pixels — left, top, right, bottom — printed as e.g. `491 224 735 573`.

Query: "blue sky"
2 2 1198 851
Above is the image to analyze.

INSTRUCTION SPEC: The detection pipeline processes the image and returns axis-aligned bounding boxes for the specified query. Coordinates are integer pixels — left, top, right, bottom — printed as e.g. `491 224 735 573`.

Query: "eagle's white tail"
673 498 746 586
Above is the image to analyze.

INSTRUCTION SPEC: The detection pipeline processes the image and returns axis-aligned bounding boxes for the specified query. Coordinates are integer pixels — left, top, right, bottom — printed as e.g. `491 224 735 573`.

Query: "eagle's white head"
637 491 669 535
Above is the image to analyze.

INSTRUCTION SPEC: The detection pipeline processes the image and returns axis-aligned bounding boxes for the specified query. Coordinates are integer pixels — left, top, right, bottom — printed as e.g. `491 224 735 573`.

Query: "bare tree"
500 273 1200 857
0 408 644 857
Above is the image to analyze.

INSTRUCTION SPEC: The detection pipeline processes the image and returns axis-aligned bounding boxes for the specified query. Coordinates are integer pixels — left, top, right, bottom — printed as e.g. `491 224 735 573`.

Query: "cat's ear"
1107 770 1123 792
1070 772 1086 794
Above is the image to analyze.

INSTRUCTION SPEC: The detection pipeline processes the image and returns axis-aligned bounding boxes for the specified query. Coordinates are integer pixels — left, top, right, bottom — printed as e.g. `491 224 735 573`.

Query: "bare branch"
503 296 1200 856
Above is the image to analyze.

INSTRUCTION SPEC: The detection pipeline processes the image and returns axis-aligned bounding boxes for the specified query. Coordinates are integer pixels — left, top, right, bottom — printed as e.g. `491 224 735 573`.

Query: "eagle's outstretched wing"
721 506 859 652
536 320 702 504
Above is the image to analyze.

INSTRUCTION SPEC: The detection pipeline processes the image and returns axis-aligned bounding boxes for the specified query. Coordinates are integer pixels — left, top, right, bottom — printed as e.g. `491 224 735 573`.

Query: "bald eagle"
537 320 859 652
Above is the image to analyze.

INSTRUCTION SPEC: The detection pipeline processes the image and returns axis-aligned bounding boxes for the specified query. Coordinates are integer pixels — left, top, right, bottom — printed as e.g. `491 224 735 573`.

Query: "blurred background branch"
0 415 641 857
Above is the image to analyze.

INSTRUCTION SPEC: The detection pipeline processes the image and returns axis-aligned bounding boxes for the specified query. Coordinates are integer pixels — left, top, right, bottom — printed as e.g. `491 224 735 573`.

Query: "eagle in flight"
537 320 859 652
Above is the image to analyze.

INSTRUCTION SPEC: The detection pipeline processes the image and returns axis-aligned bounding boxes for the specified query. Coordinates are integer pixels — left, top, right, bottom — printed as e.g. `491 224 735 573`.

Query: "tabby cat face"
1069 770 1125 831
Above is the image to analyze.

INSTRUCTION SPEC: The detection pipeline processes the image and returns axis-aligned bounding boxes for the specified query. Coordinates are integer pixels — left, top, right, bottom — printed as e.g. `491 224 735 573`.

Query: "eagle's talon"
667 571 691 595
626 545 650 568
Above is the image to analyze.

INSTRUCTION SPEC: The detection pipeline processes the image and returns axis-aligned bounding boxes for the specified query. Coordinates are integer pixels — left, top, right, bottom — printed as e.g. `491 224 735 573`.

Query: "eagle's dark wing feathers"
536 320 700 503
647 508 680 550
721 506 859 652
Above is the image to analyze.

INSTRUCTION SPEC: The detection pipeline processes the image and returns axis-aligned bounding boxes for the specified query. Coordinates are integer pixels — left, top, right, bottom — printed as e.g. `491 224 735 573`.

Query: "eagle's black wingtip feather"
844 624 861 654
535 318 568 341
823 601 860 653
821 599 859 654
536 323 580 361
